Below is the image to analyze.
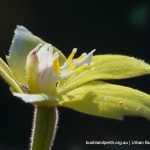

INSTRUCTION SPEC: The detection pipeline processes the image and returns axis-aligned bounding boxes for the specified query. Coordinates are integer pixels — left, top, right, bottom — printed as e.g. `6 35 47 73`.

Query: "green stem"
30 106 58 150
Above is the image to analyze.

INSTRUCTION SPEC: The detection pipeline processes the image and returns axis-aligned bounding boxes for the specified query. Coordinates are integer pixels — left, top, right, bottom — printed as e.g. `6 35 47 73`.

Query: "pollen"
74 64 88 73
53 55 60 75
77 53 87 61
67 63 76 72
60 48 95 79
65 48 77 64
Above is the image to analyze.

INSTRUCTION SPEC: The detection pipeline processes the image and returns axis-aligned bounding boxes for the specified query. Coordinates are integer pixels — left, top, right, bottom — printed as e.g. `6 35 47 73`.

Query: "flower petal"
13 93 60 106
59 81 150 120
0 58 15 79
58 55 150 93
0 65 23 93
7 26 66 86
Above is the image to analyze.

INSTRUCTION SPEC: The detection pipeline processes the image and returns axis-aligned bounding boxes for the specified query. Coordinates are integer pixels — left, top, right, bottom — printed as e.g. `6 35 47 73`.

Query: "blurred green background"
0 0 150 150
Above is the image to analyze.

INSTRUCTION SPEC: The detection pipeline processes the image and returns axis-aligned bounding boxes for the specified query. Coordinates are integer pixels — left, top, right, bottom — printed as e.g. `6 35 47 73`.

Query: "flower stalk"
31 107 58 150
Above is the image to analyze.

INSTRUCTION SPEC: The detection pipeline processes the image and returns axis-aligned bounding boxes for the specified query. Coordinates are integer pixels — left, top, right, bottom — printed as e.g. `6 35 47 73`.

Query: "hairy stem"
30 106 58 150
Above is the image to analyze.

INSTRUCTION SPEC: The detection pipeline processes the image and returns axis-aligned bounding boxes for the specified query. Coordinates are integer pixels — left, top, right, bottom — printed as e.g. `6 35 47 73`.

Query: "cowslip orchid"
1 26 150 150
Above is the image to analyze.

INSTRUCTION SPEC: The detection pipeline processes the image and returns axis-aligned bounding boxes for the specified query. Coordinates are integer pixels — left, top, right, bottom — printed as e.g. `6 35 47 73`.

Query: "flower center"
26 44 95 94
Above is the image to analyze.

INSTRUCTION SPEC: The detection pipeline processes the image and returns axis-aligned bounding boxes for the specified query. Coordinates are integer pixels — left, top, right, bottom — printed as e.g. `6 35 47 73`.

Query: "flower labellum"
26 44 95 95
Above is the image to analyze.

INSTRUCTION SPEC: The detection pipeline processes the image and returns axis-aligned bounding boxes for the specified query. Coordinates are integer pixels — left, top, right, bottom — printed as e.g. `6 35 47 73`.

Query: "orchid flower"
1 26 150 150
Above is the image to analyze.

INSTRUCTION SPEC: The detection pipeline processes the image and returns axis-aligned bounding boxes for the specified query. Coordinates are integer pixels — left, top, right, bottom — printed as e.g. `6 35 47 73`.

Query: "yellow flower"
1 26 150 120
2 26 150 150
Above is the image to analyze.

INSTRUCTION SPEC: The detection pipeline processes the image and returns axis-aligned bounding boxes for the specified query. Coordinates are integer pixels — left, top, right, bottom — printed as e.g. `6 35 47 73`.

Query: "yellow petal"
0 66 23 93
0 58 15 79
58 55 150 94
59 81 150 120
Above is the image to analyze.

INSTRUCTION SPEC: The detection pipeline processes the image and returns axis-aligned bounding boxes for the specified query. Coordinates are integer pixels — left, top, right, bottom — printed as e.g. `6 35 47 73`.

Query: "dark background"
0 0 150 150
